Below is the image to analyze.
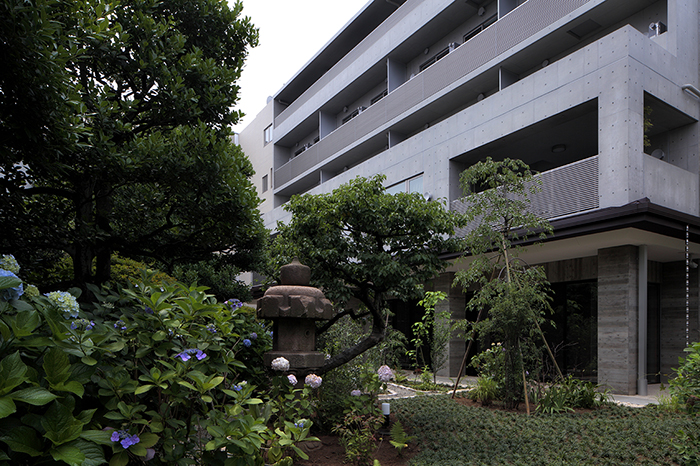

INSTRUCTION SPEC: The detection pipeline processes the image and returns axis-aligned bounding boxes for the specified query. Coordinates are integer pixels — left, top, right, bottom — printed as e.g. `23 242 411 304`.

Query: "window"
262 175 268 193
419 47 451 72
263 125 273 145
463 14 497 43
370 89 388 106
386 174 424 195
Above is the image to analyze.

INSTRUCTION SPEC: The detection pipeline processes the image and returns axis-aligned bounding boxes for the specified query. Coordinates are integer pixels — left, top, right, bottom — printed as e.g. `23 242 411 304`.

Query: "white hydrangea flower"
0 255 20 274
305 373 322 389
287 374 298 385
45 291 79 318
271 357 290 371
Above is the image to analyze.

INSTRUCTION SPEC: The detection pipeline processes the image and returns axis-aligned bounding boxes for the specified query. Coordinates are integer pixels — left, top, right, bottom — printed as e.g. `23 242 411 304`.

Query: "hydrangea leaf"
0 425 42 456
50 444 85 466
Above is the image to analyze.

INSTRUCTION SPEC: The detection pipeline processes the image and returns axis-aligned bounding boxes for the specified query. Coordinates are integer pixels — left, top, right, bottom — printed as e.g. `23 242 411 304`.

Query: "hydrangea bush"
0 262 307 466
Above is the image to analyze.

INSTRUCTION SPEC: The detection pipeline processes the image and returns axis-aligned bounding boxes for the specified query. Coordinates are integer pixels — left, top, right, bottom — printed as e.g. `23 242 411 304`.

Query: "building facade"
239 0 700 394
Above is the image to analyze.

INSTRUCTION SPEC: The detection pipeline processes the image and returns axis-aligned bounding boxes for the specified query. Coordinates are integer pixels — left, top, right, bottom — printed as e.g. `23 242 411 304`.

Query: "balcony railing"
451 156 599 237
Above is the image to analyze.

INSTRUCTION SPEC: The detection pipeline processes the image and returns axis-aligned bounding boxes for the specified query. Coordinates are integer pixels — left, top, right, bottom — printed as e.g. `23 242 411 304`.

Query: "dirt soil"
295 414 418 466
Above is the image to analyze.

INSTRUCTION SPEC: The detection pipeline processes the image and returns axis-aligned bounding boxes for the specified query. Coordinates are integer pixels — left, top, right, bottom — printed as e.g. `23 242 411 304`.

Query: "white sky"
231 0 370 132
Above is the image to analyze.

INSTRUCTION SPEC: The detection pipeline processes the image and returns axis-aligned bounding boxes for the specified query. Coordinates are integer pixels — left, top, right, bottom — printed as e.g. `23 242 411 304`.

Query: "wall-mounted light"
343 106 348 113
682 84 700 99
477 93 485 101
551 144 567 153
478 6 486 16
542 59 549 68
424 48 430 55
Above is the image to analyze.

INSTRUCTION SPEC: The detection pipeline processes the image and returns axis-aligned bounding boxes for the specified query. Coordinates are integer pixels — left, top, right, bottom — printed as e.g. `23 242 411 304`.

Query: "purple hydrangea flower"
249 332 257 340
377 365 394 383
206 323 217 333
144 306 154 314
114 319 127 330
351 389 362 396
110 431 121 442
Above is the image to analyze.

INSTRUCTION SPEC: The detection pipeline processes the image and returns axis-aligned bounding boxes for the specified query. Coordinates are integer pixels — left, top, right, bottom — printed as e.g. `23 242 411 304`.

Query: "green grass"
392 395 699 465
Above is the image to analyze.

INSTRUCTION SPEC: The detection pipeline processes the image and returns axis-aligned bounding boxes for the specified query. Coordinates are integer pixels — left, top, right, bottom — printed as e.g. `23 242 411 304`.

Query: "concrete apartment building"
239 0 700 394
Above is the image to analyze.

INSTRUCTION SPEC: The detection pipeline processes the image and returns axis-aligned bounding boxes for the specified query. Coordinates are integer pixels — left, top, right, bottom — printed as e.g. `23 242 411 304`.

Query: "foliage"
675 427 700 466
316 315 405 430
392 395 694 465
454 158 554 409
407 291 450 380
268 175 464 375
332 408 384 466
331 366 394 465
0 0 266 289
389 421 415 456
669 341 700 413
469 377 499 406
172 256 252 302
0 261 311 465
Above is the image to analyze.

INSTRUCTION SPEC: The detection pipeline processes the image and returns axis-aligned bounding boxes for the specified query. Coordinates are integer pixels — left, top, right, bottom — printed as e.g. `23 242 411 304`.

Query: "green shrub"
669 341 700 413
470 376 499 406
530 376 609 414
0 259 307 466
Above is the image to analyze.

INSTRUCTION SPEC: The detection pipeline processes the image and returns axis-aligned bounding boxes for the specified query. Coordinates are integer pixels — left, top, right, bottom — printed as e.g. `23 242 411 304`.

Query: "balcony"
451 156 600 237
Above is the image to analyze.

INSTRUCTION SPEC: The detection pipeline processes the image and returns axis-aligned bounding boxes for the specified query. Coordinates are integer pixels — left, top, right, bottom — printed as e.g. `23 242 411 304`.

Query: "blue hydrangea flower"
175 348 206 362
0 269 24 301
206 323 217 333
249 332 257 340
71 319 95 331
110 430 140 449
224 298 243 311
114 320 127 331
144 306 153 314
243 338 251 347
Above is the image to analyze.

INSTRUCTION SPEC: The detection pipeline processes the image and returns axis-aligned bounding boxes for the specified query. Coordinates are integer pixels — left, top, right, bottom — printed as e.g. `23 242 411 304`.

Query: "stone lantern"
257 259 333 374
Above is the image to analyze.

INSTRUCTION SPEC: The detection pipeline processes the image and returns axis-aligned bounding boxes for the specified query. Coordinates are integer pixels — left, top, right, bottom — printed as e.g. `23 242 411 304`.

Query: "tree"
453 158 553 409
268 175 465 375
0 0 266 290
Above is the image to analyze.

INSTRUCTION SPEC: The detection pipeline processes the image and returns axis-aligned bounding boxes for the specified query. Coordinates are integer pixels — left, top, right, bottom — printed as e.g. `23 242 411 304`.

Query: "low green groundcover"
392 395 697 465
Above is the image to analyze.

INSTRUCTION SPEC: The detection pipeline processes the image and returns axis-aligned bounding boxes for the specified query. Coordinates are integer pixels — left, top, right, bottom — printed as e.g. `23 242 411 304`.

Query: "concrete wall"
598 245 639 394
428 272 466 377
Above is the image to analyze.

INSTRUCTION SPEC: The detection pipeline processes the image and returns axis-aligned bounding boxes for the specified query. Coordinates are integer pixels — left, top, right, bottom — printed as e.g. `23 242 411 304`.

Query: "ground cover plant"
391 395 699 465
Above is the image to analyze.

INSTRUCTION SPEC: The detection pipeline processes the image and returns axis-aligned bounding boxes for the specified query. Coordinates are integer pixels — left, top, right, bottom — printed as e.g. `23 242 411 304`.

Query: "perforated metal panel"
495 0 589 55
451 156 600 237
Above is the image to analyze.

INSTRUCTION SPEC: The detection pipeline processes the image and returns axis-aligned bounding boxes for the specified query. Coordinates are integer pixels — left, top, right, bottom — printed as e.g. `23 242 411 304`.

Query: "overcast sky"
231 0 369 132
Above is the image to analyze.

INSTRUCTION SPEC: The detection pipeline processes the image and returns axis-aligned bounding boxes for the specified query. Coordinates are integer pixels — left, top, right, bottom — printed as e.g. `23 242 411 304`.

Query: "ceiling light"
551 144 566 153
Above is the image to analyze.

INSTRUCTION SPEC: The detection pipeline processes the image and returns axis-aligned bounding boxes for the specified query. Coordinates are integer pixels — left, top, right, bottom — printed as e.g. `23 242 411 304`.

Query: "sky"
230 0 370 132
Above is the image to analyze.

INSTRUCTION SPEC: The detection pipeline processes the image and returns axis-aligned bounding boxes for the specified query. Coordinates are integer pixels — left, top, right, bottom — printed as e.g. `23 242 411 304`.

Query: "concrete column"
430 272 466 377
637 245 648 396
598 245 638 394
597 56 645 209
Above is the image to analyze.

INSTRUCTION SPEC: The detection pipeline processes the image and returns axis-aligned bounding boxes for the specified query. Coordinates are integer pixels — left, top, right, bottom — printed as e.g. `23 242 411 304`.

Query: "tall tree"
453 157 553 409
268 175 465 375
0 0 266 289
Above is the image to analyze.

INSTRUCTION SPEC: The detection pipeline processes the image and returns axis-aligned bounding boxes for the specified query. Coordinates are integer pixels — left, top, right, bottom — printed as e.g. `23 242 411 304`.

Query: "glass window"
386 174 423 195
263 125 273 145
262 175 268 193
408 175 423 194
